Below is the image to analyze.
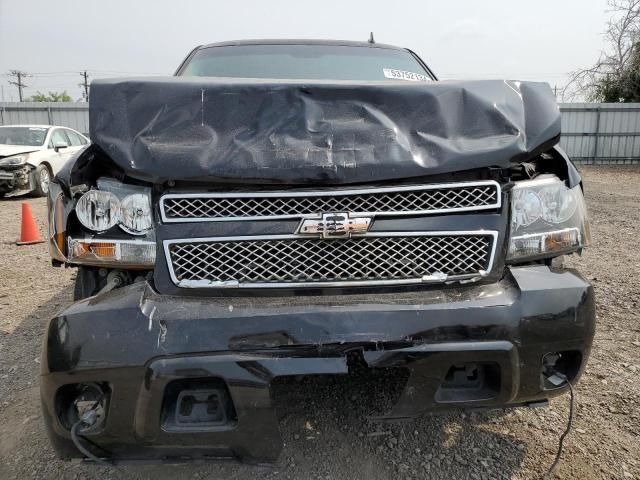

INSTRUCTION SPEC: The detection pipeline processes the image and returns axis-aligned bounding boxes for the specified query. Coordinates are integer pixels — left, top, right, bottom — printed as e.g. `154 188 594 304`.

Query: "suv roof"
197 39 407 51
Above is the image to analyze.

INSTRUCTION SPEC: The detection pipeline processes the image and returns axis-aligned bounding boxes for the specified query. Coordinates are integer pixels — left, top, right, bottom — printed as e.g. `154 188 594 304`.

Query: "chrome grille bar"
160 181 501 222
164 231 498 289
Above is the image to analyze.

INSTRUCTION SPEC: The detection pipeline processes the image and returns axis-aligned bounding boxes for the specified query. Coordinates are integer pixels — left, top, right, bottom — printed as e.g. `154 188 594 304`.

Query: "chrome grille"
165 232 497 288
160 181 500 222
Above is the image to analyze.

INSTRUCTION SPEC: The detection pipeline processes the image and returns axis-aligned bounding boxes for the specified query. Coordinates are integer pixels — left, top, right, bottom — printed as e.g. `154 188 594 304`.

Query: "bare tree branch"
562 0 640 101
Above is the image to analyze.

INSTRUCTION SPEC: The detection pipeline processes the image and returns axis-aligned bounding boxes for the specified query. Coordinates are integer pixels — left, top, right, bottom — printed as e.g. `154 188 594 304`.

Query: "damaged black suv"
42 40 594 464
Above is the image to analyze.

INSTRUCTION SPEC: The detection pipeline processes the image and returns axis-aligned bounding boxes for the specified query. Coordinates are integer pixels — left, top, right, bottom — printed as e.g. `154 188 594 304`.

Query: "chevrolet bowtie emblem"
298 212 372 239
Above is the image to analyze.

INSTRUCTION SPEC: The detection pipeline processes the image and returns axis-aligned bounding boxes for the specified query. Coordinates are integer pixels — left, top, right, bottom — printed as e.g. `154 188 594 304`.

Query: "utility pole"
79 71 90 102
7 70 30 102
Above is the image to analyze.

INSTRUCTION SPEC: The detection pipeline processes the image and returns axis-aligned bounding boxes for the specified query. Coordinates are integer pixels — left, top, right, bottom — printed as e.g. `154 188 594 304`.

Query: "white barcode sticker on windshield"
383 68 430 82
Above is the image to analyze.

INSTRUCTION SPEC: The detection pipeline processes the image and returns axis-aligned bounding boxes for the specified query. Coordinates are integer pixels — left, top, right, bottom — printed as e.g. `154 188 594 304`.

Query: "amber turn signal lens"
88 242 117 258
70 240 116 259
54 195 65 252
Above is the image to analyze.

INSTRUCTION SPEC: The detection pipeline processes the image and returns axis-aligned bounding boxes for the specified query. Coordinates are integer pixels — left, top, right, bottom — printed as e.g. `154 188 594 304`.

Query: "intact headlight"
120 193 153 234
75 190 121 232
75 178 153 235
507 174 591 262
0 154 27 166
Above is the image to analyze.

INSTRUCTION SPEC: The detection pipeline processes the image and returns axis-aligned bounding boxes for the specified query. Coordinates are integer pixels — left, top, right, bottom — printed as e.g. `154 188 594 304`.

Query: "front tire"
31 164 51 197
73 266 101 300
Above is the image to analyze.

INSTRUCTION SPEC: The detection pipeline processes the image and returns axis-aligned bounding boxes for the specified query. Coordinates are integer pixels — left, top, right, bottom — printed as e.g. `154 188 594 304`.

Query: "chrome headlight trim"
74 178 154 235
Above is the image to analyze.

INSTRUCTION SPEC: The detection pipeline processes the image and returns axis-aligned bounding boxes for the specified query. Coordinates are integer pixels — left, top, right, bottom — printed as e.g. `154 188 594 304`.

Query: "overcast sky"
0 0 611 101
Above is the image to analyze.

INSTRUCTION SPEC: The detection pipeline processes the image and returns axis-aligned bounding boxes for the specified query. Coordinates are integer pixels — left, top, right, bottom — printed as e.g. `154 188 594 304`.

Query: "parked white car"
0 125 89 197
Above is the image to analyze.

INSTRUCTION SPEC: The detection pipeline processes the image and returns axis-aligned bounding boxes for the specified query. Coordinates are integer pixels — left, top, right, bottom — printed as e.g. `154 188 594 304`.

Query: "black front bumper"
41 265 595 464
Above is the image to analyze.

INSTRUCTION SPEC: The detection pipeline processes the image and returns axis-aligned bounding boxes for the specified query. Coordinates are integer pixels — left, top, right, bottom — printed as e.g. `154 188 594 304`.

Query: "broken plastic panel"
68 237 156 268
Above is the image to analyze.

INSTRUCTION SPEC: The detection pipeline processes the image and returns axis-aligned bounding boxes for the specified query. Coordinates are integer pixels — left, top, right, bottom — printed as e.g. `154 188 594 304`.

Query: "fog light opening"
55 382 110 433
541 351 582 390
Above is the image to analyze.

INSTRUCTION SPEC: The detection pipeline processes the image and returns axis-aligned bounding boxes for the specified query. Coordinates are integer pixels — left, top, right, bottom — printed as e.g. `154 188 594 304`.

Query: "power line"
7 70 31 102
18 71 81 76
84 70 166 75
0 71 166 79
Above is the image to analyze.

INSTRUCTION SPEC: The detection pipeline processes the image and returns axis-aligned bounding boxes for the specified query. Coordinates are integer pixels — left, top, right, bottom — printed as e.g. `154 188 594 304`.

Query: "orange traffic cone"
16 202 44 245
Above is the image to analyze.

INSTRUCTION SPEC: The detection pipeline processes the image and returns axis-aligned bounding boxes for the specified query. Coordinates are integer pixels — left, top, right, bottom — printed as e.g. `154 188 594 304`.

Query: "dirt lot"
0 166 639 480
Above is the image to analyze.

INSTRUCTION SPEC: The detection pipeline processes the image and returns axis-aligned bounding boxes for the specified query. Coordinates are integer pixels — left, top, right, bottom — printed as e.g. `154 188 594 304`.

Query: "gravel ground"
0 166 639 480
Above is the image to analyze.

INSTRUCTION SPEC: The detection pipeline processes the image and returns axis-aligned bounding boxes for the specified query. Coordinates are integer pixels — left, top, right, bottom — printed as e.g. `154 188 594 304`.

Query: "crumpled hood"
0 145 39 158
89 77 561 184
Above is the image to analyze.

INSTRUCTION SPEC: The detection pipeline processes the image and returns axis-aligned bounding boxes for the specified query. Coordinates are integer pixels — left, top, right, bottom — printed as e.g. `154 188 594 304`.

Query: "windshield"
179 44 433 81
0 127 48 146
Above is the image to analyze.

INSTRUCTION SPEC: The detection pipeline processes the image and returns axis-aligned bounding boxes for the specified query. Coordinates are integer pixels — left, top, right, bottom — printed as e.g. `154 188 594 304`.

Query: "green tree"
29 91 73 102
564 0 640 102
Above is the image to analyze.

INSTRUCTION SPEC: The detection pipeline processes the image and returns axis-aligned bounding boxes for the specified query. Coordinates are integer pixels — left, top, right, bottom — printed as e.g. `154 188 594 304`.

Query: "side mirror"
54 141 69 152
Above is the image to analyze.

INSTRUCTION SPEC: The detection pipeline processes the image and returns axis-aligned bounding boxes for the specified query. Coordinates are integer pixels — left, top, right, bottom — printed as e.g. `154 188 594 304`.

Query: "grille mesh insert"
167 234 493 287
162 183 499 220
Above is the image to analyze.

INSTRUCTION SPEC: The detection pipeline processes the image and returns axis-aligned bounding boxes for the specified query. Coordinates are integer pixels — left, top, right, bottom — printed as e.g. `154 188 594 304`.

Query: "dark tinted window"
0 127 48 146
179 44 432 81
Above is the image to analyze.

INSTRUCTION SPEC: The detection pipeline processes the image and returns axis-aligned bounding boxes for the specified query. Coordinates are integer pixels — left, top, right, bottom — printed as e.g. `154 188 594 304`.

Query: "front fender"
47 181 75 263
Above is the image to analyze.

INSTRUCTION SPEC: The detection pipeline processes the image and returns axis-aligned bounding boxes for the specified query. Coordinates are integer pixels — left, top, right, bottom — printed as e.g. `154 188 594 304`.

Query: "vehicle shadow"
0 193 34 202
270 374 527 479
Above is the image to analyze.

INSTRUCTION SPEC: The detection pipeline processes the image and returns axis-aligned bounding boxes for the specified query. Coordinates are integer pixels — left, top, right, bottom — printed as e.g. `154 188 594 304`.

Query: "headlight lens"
512 189 542 227
75 178 153 235
0 155 27 166
120 193 153 234
508 175 590 262
539 184 577 223
70 178 155 267
75 190 121 232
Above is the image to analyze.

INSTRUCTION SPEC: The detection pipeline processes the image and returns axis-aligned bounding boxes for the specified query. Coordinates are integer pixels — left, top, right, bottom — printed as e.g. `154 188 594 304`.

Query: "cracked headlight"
507 174 591 262
0 154 27 166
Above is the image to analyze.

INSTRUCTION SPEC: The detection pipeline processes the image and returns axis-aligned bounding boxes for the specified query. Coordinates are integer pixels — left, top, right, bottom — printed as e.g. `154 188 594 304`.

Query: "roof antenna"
368 32 375 44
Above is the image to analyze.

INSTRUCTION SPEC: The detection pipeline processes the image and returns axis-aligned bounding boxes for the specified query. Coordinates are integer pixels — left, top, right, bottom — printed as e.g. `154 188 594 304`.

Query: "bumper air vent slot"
161 378 236 432
435 362 501 403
